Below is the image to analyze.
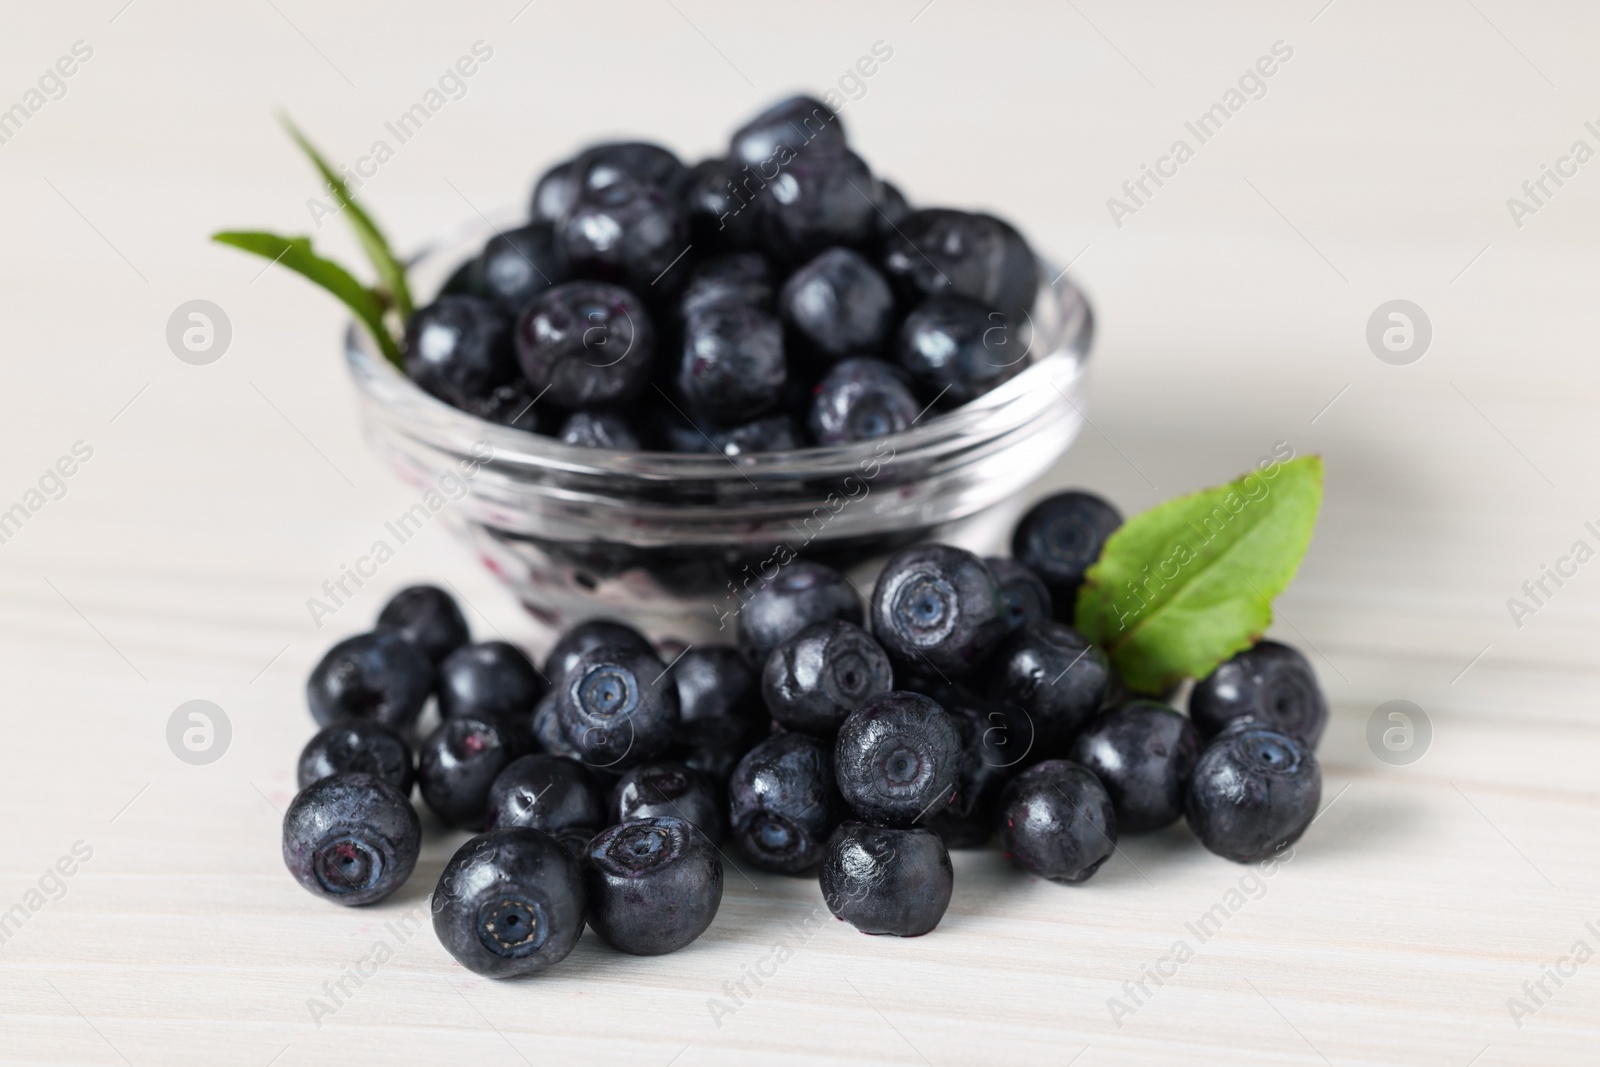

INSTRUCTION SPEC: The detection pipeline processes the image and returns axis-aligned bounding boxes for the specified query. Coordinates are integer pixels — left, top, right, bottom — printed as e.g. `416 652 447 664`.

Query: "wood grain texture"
1 1 1598 1064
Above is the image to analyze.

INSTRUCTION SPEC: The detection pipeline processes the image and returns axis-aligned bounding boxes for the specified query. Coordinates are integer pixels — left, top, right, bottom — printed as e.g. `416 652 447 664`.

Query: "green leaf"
1074 455 1324 694
280 115 414 320
211 230 401 368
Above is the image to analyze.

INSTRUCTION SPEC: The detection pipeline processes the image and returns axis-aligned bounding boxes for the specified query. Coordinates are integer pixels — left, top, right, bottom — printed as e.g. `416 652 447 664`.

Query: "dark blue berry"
728 732 844 874
584 817 723 955
1010 490 1123 613
986 557 1053 632
760 144 878 262
709 413 801 456
432 827 585 978
544 618 656 689
463 377 550 433
1069 701 1199 833
611 761 725 843
418 714 519 830
556 644 680 770
283 772 420 906
809 358 920 445
1186 721 1321 863
870 544 1008 675
486 754 605 835
439 641 545 721
738 560 862 666
672 646 759 723
402 295 514 411
683 158 763 251
558 408 641 449
680 252 776 317
516 281 655 408
875 180 910 233
835 691 962 826
997 759 1115 884
558 143 689 292
898 295 1027 407
306 631 433 732
531 159 575 222
376 584 469 666
923 703 1018 849
672 715 767 786
677 302 787 423
820 822 952 936
1190 641 1328 748
469 223 563 315
780 247 895 360
985 621 1111 757
761 620 892 736
298 721 415 796
532 691 579 759
881 208 1038 321
729 95 845 169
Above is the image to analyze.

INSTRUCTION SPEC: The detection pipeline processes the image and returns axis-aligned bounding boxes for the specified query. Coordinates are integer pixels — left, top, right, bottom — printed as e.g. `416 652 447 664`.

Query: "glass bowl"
345 219 1095 642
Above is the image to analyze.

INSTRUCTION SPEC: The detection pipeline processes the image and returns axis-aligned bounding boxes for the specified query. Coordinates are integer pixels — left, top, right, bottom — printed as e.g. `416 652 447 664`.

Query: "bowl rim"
345 225 1094 483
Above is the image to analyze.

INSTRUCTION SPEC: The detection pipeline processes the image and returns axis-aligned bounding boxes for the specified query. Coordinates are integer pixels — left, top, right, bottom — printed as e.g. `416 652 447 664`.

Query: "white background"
0 1 1596 1064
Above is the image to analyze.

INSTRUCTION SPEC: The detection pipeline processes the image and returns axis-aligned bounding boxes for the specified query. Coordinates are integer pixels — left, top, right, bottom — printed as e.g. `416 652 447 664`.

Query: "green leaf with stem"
280 114 414 320
211 231 401 367
1074 455 1324 694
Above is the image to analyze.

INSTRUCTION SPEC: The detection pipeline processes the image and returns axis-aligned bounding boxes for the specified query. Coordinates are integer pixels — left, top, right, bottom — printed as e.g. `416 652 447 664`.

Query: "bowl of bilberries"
219 97 1092 636
228 96 1330 978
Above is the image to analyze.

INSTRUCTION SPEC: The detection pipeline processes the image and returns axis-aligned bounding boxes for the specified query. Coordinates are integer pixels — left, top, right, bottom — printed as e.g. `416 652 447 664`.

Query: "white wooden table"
1 2 1596 1063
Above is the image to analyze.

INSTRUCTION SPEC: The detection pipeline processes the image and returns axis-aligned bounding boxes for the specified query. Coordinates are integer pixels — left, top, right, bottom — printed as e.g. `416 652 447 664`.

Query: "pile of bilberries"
405 95 1040 453
283 491 1325 977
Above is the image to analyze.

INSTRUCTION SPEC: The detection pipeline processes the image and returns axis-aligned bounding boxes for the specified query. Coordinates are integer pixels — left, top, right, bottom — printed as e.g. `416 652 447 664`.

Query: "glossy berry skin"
376 585 470 666
432 827 586 978
557 142 689 292
672 714 766 787
530 159 575 223
1190 641 1328 748
821 823 952 937
985 621 1111 757
306 631 434 732
283 773 420 907
402 296 515 411
516 282 655 408
870 543 1008 676
611 761 725 843
997 759 1116 884
809 358 920 445
439 641 545 722
730 95 845 168
584 817 723 955
1010 491 1123 613
780 247 895 361
556 645 680 771
924 704 1018 848
464 377 549 433
761 620 893 736
683 158 763 251
672 646 759 723
760 144 878 262
469 222 563 315
543 618 655 689
897 295 1026 407
835 691 962 826
738 560 862 666
680 252 776 317
297 721 415 796
710 414 800 456
558 408 641 450
531 691 579 759
1187 722 1320 863
728 732 844 874
677 302 787 423
986 557 1053 632
486 754 605 835
418 715 520 831
1069 702 1200 833
881 208 1038 321
875 180 910 231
